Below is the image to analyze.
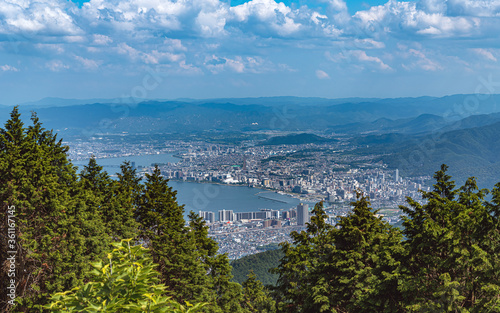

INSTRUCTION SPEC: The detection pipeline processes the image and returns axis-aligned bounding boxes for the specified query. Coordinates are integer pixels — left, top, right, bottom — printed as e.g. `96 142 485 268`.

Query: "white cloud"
329 0 348 12
0 64 19 72
0 0 81 36
354 38 385 49
229 0 303 36
203 54 280 74
0 0 500 86
417 0 447 14
350 50 392 70
35 43 65 54
93 34 112 45
446 0 500 17
471 48 497 62
116 43 183 64
75 55 99 70
353 1 479 38
46 60 69 71
116 43 141 60
316 69 330 79
196 7 228 37
164 38 187 52
398 46 443 71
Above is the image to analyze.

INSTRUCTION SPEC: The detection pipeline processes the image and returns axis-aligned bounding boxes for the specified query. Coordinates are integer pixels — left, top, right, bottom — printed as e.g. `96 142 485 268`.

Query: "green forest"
231 249 283 286
2 107 500 312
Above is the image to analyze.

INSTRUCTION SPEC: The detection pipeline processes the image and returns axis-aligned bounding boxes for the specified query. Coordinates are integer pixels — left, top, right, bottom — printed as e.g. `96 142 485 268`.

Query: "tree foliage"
0 108 109 312
400 164 500 312
242 271 276 313
0 109 244 312
231 249 284 286
273 198 403 313
272 164 500 312
45 239 207 313
3 108 500 313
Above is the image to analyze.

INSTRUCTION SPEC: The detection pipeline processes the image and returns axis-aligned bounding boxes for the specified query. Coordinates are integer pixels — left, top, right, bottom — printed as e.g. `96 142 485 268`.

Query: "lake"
73 154 314 217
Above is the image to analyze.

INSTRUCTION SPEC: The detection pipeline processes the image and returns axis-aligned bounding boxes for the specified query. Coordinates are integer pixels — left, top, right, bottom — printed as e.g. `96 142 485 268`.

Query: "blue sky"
0 0 499 104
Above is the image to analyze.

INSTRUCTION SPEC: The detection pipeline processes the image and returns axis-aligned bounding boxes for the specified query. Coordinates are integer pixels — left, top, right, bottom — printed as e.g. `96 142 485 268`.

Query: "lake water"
72 153 180 173
169 181 306 214
73 154 314 216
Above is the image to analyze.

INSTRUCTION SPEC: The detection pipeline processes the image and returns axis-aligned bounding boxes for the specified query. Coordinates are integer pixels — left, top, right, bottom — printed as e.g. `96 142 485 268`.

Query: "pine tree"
273 198 403 313
80 159 139 241
188 211 247 313
77 157 112 254
272 202 334 313
0 109 109 312
400 165 499 312
109 161 142 240
242 271 276 313
135 167 213 307
324 193 403 313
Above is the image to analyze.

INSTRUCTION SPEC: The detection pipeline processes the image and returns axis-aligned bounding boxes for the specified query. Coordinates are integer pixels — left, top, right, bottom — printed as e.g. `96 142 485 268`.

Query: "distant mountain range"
2 94 499 136
2 95 500 187
354 121 500 188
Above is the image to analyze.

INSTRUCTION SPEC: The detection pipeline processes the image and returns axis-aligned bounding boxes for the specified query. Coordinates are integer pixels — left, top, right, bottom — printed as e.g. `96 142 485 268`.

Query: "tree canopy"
2 108 500 312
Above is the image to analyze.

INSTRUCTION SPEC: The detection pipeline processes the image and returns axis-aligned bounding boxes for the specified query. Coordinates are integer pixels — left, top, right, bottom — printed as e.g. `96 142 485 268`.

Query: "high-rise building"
218 209 234 222
271 210 280 219
395 169 399 182
199 211 215 223
236 212 254 220
297 203 309 226
254 211 270 219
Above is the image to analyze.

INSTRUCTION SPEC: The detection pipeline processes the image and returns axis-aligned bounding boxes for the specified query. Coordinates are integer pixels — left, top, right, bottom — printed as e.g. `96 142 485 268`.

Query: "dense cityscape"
67 136 430 259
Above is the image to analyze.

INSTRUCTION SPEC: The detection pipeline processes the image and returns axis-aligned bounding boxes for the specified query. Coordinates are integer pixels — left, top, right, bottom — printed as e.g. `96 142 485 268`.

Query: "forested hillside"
231 249 284 286
382 121 500 188
2 108 500 312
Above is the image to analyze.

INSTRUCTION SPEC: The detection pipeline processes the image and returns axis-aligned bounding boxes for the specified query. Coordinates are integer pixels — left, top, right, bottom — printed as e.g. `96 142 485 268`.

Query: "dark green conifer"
325 193 403 313
274 198 403 313
80 159 140 241
188 211 247 312
135 167 212 307
0 108 109 312
242 271 276 313
272 202 335 313
400 165 499 311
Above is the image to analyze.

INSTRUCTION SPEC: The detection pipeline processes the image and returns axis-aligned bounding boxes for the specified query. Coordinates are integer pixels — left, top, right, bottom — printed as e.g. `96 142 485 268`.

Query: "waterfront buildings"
297 203 309 226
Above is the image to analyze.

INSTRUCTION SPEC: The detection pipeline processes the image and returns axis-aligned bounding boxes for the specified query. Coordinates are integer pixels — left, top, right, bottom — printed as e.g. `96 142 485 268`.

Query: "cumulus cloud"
353 1 481 38
0 0 500 86
0 0 81 36
228 0 303 36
